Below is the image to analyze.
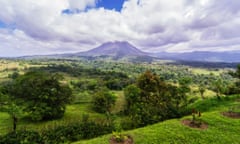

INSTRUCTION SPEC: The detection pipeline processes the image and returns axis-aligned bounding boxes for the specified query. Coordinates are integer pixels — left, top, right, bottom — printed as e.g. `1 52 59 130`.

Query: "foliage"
234 64 240 79
210 78 226 99
198 84 206 99
0 121 114 144
111 131 128 143
124 71 188 127
74 95 240 144
191 109 202 127
7 71 73 121
7 103 23 132
124 85 141 115
41 120 114 143
0 130 43 144
92 88 116 113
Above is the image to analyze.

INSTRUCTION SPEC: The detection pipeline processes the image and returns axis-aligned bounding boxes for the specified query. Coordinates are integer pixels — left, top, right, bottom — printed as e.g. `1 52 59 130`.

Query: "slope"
73 95 240 144
75 41 147 58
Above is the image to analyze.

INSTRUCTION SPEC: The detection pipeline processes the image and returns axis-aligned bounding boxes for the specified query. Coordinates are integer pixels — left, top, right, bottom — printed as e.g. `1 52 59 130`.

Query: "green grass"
112 91 125 114
0 112 11 135
190 68 223 75
0 103 105 135
73 95 240 144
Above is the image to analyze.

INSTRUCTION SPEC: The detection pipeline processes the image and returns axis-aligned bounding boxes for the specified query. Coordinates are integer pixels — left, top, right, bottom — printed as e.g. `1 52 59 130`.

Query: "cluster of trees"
0 71 73 131
225 65 240 95
124 71 190 127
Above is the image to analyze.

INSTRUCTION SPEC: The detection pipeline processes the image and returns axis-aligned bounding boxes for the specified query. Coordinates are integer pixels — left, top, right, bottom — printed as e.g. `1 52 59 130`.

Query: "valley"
0 57 239 143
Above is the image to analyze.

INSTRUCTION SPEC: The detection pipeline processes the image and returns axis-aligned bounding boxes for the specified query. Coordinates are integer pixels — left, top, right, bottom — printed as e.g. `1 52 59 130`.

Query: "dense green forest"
0 58 239 143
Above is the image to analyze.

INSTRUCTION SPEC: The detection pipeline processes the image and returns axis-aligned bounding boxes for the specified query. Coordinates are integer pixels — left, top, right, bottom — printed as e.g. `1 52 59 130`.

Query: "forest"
0 58 239 144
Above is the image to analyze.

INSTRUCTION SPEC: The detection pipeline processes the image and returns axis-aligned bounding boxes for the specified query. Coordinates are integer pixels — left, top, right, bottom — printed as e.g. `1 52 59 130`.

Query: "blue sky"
62 0 126 14
0 0 240 57
96 0 126 11
0 21 6 28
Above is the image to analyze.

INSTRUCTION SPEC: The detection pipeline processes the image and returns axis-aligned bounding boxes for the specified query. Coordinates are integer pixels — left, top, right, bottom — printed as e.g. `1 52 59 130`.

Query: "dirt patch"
109 135 134 144
182 119 208 130
222 112 240 119
236 99 240 102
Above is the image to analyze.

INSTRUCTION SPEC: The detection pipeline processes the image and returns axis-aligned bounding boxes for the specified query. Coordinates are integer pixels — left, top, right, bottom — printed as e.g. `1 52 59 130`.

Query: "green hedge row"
0 121 114 144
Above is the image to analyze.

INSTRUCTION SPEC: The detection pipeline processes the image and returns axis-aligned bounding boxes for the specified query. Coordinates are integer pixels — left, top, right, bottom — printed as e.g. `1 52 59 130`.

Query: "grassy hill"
74 95 240 144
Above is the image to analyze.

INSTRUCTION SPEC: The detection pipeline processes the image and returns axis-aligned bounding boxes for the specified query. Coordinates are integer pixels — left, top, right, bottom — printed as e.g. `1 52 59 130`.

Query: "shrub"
41 121 114 143
92 88 116 113
0 130 43 144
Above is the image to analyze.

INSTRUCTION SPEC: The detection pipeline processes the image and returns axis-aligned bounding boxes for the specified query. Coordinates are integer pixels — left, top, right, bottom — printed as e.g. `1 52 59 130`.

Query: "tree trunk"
13 115 17 132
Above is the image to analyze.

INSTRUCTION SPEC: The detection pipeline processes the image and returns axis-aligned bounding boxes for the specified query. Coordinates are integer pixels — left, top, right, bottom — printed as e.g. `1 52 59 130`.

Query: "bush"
92 88 116 113
41 121 114 143
0 130 43 144
0 120 114 144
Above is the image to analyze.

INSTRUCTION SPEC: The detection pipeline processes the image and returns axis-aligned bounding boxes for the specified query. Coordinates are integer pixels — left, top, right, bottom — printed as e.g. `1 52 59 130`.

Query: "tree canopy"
7 71 73 121
124 71 188 127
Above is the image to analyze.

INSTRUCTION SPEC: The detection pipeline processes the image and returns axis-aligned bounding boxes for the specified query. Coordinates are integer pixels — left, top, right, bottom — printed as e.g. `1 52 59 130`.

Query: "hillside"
153 51 240 63
74 95 240 144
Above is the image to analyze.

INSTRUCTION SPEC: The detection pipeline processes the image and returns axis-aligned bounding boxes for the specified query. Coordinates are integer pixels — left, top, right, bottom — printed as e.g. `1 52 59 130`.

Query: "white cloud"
68 0 98 11
0 0 240 56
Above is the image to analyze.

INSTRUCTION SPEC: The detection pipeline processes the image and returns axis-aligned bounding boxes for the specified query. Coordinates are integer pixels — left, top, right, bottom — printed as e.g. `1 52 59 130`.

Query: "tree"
7 103 22 132
124 84 141 115
124 71 188 127
8 71 73 121
211 78 225 99
236 64 240 79
0 86 22 132
199 84 206 99
92 88 116 113
178 77 192 94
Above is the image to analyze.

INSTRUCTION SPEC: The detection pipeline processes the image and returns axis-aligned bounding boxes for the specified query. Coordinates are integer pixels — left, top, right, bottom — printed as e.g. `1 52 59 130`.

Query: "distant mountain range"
19 41 240 63
153 51 240 63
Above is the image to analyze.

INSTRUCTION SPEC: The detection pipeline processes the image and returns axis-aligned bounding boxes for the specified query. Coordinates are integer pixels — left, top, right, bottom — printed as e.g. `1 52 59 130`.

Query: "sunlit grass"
74 95 240 144
0 103 106 135
190 68 224 75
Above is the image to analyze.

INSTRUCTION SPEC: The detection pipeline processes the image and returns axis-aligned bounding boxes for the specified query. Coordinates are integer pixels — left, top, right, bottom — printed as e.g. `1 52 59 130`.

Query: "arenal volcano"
75 41 148 58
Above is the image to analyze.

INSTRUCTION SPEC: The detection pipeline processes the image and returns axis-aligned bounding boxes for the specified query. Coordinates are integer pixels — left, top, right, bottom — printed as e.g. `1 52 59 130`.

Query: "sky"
0 0 240 57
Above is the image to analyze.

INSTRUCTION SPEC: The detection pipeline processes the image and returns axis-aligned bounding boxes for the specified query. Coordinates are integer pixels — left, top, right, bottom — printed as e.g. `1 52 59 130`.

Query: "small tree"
92 88 116 113
236 64 240 79
7 103 22 132
211 79 225 99
199 84 206 99
0 87 22 132
124 84 140 115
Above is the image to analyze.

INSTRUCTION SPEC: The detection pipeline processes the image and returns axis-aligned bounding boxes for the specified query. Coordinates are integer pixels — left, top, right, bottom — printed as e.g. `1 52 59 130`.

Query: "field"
0 58 239 143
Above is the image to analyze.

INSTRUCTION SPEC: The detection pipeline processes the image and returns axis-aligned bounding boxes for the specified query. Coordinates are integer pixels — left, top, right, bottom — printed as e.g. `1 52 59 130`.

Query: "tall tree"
125 71 187 127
